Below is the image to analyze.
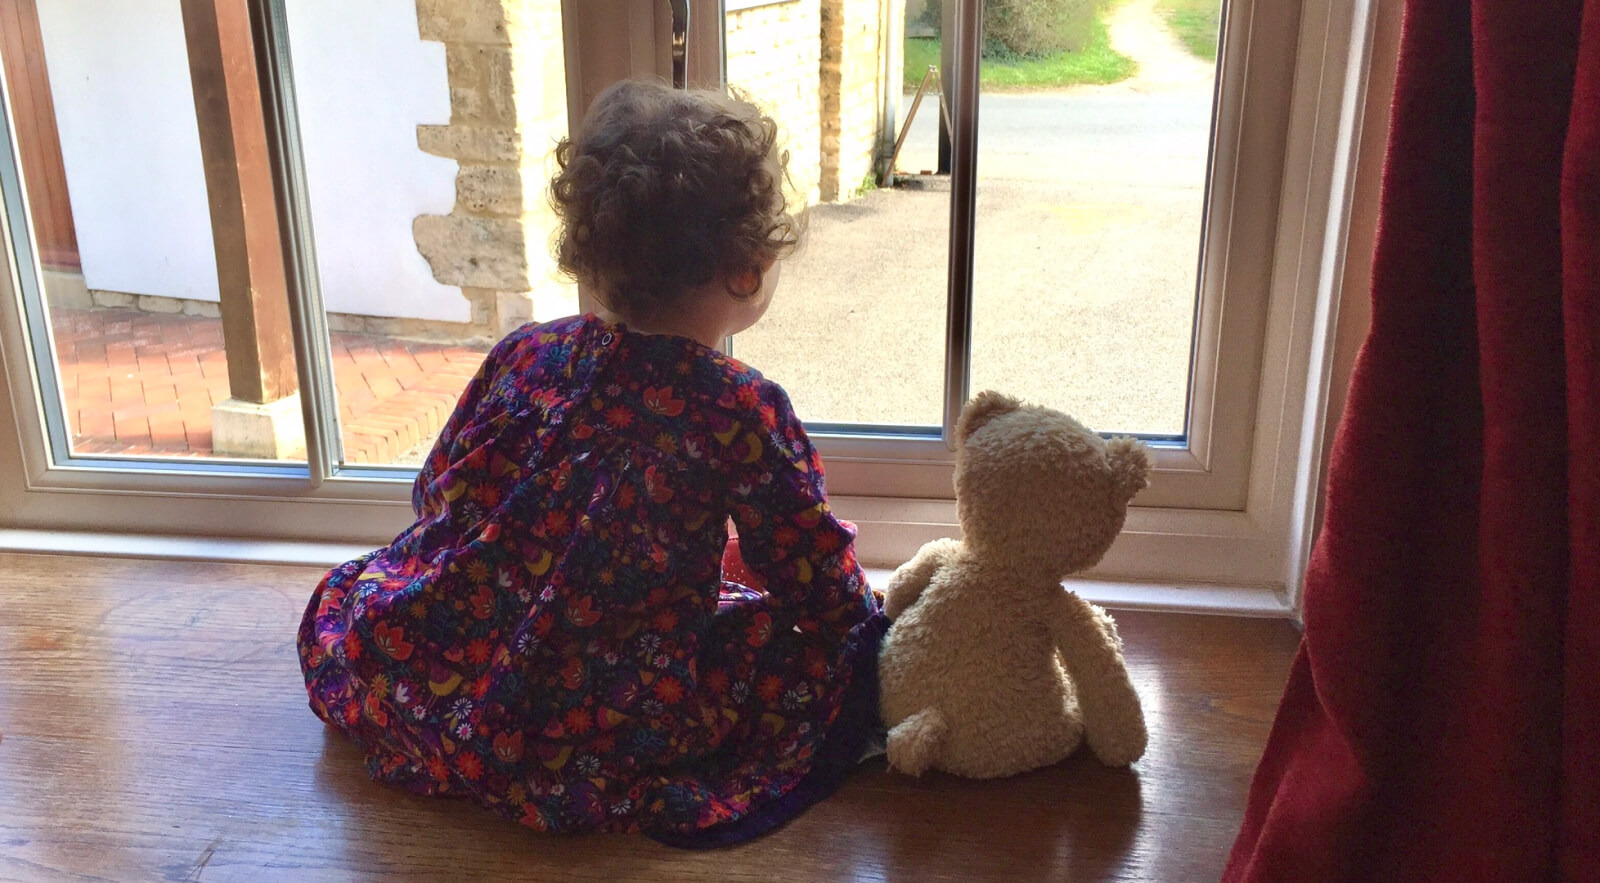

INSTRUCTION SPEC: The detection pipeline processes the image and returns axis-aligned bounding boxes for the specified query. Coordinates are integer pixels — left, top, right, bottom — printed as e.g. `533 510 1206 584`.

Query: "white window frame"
0 0 1384 619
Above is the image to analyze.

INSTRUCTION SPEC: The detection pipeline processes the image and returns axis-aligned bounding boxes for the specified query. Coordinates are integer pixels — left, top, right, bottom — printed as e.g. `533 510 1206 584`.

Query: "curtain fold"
1224 0 1600 878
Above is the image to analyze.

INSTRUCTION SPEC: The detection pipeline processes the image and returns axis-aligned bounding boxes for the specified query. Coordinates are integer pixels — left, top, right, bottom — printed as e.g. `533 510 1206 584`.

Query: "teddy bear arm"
884 538 964 621
1049 596 1148 767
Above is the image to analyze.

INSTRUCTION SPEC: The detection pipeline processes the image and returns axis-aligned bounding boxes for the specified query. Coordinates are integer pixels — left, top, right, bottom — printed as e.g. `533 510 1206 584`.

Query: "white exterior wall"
36 0 465 321
284 0 461 321
35 0 219 303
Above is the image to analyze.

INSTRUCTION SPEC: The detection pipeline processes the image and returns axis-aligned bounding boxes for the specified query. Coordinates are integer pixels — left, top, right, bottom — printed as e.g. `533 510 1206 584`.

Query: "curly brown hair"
549 80 800 322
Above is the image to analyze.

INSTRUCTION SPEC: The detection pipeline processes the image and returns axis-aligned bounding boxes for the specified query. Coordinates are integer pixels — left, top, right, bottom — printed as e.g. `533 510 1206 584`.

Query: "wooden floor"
0 552 1300 882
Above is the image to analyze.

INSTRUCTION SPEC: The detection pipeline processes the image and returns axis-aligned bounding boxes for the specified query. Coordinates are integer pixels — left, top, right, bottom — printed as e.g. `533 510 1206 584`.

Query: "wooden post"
179 0 297 407
0 0 81 272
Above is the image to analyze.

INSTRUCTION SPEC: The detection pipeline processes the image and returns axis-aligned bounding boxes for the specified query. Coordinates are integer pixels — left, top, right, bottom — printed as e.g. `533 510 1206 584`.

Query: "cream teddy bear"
878 391 1152 778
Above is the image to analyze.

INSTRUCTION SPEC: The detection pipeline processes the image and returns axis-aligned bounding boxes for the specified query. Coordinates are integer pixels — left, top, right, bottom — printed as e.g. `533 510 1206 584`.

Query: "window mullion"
252 0 341 485
940 0 982 448
0 86 68 467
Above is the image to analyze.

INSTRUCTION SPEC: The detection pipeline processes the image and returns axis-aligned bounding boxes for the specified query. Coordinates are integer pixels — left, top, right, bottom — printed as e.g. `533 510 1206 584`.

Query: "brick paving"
49 307 490 464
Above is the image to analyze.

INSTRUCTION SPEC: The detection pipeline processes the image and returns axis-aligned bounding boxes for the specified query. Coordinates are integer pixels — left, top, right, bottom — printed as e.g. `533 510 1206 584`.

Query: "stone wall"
820 0 898 200
725 0 823 209
727 0 899 206
412 0 576 337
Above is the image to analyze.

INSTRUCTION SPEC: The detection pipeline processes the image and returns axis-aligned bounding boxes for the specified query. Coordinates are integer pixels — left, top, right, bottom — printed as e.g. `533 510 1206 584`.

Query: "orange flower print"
457 753 484 781
544 511 571 535
564 707 594 735
705 669 730 695
472 483 502 507
565 595 601 628
644 465 674 504
652 610 679 632
654 676 684 704
758 675 784 703
371 622 413 661
642 386 686 417
470 585 496 620
316 586 346 618
747 612 773 647
466 639 492 665
561 656 586 690
493 731 524 764
363 692 389 727
521 803 550 831
814 529 843 554
425 756 450 784
605 405 635 428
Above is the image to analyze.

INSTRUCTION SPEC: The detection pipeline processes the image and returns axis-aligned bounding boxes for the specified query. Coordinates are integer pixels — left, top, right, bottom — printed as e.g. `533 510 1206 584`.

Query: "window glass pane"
725 0 951 428
968 0 1220 437
4 0 306 462
282 0 509 467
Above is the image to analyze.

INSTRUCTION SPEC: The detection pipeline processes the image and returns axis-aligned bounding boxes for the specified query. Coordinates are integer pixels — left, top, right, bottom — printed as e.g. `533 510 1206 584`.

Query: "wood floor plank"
0 552 1300 881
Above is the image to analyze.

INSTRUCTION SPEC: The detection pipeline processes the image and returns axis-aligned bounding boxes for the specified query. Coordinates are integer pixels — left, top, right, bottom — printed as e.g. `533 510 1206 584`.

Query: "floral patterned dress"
298 314 886 846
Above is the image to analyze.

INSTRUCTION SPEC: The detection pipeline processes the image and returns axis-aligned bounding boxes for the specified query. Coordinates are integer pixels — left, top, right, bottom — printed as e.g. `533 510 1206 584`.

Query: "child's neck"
596 280 753 352
597 307 726 352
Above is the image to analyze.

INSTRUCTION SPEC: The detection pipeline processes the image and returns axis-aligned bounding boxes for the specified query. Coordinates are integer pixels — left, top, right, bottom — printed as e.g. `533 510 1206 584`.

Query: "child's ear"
725 265 762 298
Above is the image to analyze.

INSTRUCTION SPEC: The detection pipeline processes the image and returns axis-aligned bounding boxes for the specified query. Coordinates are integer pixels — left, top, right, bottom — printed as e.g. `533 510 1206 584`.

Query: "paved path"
51 307 486 464
1105 0 1218 93
738 5 1218 434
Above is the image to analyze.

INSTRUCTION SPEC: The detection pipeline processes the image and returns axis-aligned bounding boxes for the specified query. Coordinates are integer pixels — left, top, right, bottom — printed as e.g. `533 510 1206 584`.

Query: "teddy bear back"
953 391 1151 582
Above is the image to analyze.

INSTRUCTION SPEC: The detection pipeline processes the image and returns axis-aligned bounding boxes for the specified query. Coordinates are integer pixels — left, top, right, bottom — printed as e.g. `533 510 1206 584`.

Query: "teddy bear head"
953 391 1152 580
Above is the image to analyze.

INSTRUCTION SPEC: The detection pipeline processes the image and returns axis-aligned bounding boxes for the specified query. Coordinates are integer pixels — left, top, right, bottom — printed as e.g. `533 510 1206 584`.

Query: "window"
0 0 1380 612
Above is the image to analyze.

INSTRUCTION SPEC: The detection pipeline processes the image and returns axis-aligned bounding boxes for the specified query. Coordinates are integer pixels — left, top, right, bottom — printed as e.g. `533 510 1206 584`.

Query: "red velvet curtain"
1224 0 1599 879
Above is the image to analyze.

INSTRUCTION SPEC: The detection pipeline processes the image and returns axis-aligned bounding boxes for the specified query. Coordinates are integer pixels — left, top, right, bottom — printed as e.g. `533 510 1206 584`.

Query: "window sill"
0 528 1292 619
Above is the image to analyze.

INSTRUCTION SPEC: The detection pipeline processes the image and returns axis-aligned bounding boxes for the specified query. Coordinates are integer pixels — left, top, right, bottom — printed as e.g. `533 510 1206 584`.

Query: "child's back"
298 81 885 846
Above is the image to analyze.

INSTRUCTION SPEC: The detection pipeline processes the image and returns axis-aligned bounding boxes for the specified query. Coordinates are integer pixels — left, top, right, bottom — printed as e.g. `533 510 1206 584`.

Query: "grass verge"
1155 0 1221 62
903 19 1135 92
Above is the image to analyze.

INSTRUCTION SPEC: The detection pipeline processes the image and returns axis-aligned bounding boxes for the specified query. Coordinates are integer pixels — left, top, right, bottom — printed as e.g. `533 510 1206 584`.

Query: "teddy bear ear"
955 390 1024 445
1105 436 1153 500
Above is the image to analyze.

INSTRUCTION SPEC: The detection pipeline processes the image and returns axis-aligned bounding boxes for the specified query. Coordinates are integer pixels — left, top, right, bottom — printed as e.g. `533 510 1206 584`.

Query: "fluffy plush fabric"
877 391 1152 778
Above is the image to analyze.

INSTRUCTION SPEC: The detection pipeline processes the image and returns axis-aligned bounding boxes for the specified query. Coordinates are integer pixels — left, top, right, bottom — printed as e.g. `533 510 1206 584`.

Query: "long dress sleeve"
411 339 505 517
724 383 878 639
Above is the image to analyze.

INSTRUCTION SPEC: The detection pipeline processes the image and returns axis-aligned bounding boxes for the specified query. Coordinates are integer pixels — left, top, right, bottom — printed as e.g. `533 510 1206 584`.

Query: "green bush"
920 0 1099 57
